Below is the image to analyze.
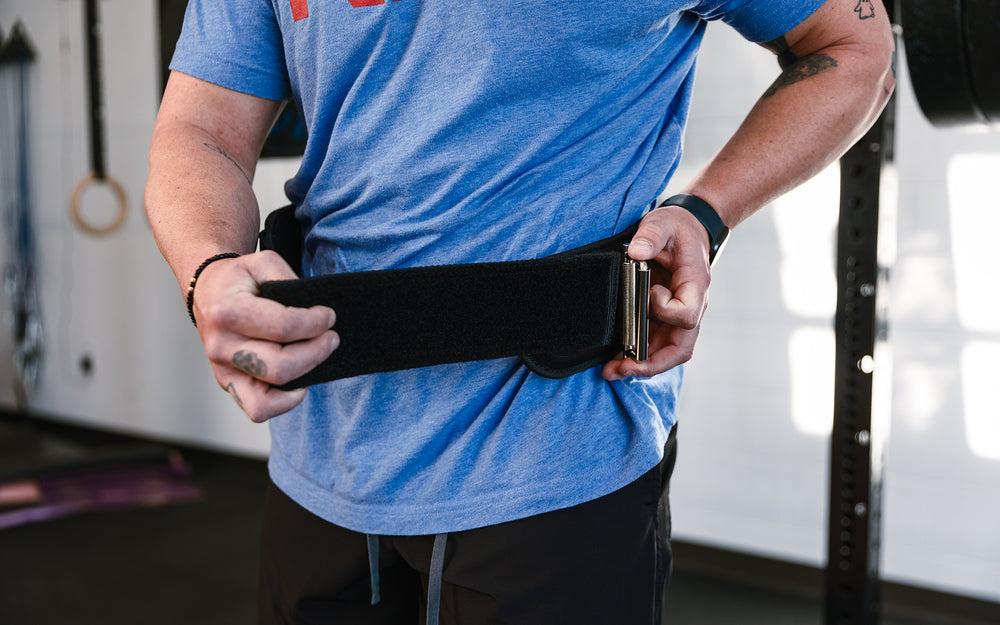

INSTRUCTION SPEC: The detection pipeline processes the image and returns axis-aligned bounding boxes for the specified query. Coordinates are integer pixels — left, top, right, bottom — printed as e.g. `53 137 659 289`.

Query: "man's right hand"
192 250 338 422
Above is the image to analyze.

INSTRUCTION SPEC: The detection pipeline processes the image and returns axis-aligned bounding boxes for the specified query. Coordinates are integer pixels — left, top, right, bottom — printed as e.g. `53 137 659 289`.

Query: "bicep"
152 71 285 178
779 0 894 63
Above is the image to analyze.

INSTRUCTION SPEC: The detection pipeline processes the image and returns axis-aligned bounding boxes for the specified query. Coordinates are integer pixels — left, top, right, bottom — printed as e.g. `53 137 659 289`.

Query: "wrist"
186 252 241 327
657 193 730 266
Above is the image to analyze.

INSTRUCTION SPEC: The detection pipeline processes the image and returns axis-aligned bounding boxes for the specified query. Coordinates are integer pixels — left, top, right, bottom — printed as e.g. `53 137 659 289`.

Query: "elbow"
847 24 897 118
872 25 896 96
868 17 897 92
867 31 897 118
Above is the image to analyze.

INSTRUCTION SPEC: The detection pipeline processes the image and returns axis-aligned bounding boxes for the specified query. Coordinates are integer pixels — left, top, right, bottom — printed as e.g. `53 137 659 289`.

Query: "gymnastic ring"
70 172 128 236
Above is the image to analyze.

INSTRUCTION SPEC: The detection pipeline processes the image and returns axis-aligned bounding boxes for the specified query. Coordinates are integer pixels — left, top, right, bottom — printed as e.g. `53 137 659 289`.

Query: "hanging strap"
426 533 449 625
366 534 381 606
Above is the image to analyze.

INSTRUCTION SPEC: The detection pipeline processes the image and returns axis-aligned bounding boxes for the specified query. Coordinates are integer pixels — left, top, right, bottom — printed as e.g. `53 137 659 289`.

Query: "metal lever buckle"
621 245 650 362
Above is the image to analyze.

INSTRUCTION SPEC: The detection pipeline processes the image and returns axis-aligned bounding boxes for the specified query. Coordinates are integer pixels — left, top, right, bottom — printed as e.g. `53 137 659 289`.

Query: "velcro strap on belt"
258 206 638 388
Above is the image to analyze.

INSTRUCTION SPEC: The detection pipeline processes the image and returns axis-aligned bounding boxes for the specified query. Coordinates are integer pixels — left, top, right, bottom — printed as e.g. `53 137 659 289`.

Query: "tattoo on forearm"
762 54 839 99
233 350 268 378
854 0 876 20
226 382 244 408
203 143 252 186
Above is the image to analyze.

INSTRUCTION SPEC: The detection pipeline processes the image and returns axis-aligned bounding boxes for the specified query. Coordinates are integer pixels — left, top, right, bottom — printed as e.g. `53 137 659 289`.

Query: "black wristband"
658 193 730 266
186 252 241 327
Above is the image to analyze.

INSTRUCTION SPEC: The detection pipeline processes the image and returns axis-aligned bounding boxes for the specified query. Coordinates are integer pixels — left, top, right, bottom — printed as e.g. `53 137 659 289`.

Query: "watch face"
710 227 730 266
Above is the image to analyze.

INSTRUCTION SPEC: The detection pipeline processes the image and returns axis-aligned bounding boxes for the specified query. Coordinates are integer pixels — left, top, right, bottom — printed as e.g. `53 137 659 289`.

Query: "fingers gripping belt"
258 206 638 389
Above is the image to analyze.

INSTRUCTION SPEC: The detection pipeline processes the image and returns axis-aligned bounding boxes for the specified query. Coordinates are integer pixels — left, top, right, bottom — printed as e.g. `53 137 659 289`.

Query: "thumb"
627 209 677 261
245 249 301 286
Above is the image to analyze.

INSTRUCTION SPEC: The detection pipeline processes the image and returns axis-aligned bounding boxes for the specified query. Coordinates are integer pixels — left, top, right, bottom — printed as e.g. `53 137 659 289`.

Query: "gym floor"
0 414 996 625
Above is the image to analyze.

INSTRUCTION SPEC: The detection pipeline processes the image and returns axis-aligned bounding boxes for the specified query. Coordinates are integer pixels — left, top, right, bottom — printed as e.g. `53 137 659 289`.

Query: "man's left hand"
602 204 713 380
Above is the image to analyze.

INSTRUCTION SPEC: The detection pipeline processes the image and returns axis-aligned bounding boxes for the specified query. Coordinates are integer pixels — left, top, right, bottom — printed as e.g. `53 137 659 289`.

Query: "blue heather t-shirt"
172 0 823 535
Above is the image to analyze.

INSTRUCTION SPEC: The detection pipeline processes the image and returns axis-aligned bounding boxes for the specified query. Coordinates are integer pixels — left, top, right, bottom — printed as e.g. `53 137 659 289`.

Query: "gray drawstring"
426 533 449 625
366 534 381 605
366 532 448 622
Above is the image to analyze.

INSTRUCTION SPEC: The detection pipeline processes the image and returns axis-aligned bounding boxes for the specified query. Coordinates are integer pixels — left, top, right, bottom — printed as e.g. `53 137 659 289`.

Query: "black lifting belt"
257 205 646 389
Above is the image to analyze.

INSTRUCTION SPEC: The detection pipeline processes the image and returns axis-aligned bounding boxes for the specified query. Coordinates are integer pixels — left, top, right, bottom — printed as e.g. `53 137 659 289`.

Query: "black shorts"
259 426 677 625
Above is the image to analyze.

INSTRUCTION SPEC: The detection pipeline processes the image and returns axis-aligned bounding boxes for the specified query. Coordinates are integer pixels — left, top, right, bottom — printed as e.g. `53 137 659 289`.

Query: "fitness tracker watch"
659 193 730 266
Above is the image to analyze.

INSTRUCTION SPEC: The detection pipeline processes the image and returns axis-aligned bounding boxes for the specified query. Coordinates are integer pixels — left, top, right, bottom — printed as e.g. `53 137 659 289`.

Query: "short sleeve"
692 0 827 43
169 0 291 100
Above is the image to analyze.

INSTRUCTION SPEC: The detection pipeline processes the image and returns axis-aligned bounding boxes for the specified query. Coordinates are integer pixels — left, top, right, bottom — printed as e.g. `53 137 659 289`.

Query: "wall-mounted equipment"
1 21 43 407
70 0 128 236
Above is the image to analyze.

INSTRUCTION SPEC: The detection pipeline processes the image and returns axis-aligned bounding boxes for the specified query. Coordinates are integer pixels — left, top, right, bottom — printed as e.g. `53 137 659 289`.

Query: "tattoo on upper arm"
233 350 268 378
854 0 876 20
203 143 253 187
762 36 799 71
762 54 839 99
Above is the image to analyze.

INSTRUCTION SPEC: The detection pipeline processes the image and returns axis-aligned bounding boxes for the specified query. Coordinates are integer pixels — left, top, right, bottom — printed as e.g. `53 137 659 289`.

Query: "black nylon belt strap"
258 206 639 389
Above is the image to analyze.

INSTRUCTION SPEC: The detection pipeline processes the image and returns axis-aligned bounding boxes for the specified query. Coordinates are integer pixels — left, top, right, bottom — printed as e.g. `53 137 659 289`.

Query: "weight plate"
900 0 984 126
963 0 1000 123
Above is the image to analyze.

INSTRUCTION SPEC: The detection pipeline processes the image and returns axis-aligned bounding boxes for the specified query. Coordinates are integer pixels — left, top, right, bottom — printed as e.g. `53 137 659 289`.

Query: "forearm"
145 71 283 297
609 4 895 379
146 124 263 295
682 34 894 227
144 74 334 421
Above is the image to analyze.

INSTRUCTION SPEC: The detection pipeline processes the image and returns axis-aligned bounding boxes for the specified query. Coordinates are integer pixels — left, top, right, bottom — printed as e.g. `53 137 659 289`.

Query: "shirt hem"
268 443 667 536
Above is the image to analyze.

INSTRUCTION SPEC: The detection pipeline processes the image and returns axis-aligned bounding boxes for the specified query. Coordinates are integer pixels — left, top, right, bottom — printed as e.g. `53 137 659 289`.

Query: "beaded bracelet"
186 252 241 327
